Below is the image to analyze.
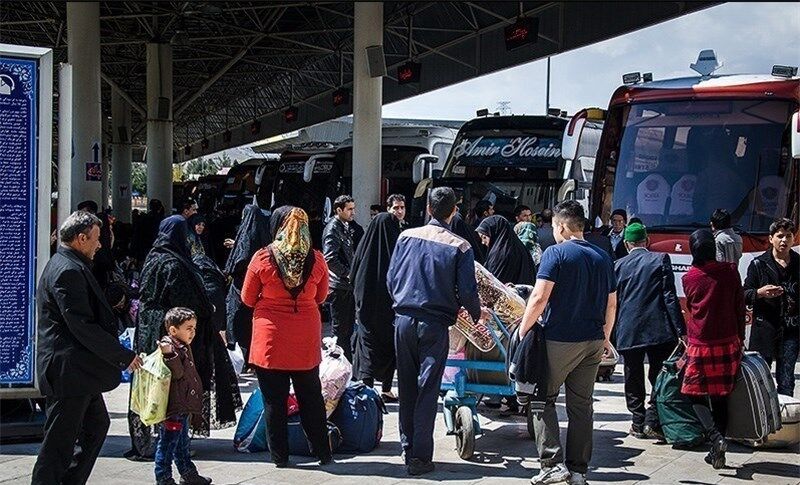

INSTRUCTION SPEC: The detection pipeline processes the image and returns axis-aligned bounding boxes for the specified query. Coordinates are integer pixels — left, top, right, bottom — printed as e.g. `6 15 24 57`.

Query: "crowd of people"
31 187 797 484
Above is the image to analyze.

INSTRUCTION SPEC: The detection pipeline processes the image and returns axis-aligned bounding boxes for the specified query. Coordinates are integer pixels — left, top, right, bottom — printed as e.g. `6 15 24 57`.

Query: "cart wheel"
526 404 536 440
454 406 475 460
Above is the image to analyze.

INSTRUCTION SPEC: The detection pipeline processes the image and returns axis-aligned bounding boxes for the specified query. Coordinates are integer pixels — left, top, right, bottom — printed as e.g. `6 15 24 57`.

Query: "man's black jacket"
613 249 685 351
36 246 136 397
744 249 800 359
322 217 354 291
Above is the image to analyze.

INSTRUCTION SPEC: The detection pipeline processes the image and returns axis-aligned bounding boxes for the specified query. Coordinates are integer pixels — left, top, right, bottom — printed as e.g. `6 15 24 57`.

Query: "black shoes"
630 424 665 442
407 458 435 476
629 425 647 439
179 471 212 485
642 425 666 442
704 435 727 470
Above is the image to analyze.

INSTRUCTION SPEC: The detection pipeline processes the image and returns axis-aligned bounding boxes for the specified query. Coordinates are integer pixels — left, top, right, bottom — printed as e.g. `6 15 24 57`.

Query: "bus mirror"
412 154 438 184
255 165 266 186
792 112 800 158
557 179 577 202
303 158 316 183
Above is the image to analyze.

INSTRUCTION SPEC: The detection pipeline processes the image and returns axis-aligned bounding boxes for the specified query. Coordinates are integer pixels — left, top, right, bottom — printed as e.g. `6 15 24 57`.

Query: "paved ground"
2 364 798 485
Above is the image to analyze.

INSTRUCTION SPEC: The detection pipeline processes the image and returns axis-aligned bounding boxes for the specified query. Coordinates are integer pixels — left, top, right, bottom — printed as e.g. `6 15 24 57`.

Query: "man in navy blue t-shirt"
518 200 617 485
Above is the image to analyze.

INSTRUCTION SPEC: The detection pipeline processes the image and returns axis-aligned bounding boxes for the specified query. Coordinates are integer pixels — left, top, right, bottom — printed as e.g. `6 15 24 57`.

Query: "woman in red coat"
681 229 745 470
242 206 331 467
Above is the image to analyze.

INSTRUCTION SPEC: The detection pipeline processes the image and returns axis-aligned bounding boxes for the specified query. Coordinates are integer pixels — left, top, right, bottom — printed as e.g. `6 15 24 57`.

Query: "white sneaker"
531 463 571 485
569 473 588 485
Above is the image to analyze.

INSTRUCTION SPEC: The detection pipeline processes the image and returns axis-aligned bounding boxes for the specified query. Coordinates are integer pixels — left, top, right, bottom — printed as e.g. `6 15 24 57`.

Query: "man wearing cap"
614 222 686 440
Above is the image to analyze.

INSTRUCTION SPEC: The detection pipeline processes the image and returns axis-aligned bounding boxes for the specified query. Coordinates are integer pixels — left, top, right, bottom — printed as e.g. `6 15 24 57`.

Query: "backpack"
234 388 341 456
330 382 387 453
653 346 706 447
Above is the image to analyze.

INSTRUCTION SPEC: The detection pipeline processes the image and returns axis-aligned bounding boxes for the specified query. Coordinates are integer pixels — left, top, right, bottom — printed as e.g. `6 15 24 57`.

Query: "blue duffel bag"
234 388 341 456
330 382 387 453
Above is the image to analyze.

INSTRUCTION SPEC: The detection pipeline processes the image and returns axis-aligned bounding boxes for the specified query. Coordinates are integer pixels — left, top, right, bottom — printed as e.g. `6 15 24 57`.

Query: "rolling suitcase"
725 351 781 442
737 394 800 449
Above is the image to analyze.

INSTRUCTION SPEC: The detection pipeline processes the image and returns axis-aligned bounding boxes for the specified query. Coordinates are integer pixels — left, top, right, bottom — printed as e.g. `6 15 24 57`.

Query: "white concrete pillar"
57 63 73 229
352 2 383 227
111 89 132 223
66 2 102 209
146 43 174 212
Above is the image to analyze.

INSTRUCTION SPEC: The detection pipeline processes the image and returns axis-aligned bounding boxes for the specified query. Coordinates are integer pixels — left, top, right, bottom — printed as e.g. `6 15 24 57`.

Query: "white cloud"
383 2 800 120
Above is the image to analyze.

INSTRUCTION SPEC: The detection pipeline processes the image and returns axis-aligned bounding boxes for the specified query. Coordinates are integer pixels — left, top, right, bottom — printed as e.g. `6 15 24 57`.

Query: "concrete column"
352 2 383 227
146 43 174 212
66 2 102 209
57 63 73 230
111 89 132 223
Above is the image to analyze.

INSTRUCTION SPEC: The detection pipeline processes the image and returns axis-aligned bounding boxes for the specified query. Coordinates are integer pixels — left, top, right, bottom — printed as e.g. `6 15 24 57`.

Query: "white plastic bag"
319 337 352 417
130 349 172 426
227 343 245 376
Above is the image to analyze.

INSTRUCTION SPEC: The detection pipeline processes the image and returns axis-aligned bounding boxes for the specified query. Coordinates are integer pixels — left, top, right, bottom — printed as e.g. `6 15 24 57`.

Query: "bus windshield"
272 159 337 216
610 99 795 233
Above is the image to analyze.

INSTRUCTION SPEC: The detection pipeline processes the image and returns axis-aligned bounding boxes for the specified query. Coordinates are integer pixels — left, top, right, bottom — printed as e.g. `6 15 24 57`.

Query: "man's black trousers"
327 288 355 362
620 341 676 430
31 393 111 485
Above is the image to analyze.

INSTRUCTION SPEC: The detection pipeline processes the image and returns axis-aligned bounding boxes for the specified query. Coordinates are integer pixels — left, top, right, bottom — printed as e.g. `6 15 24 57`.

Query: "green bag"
653 344 705 447
130 349 172 426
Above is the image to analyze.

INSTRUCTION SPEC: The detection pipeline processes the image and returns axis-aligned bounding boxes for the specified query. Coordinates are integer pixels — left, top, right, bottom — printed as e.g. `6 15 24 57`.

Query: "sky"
382 2 800 120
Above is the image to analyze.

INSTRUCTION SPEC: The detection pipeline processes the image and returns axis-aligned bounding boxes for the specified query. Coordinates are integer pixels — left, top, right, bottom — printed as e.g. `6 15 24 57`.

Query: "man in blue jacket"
387 187 485 476
614 223 686 440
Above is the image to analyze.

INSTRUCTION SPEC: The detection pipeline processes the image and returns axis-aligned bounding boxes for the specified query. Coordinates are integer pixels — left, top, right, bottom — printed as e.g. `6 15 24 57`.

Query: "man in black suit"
32 211 142 485
614 223 685 440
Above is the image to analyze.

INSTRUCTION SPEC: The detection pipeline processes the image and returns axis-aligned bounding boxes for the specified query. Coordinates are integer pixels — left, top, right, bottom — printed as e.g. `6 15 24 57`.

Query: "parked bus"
219 155 280 212
335 125 457 209
431 114 603 222
271 143 340 219
588 51 799 297
269 125 457 224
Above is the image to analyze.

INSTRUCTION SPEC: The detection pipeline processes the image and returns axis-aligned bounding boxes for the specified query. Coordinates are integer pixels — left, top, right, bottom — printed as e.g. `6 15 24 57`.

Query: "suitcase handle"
666 340 686 361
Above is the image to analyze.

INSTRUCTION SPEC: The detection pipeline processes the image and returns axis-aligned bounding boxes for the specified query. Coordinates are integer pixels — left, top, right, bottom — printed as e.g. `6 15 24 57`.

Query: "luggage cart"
441 312 535 459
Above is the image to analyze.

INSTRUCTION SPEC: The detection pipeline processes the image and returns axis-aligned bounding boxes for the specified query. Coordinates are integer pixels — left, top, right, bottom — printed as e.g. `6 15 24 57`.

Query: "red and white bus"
588 51 799 298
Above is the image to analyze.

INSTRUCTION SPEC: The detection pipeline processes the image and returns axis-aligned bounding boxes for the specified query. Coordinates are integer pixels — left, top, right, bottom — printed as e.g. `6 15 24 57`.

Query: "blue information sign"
0 56 39 387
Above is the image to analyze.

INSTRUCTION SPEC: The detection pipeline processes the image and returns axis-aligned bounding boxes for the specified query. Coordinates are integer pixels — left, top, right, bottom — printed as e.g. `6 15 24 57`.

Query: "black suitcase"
725 351 781 442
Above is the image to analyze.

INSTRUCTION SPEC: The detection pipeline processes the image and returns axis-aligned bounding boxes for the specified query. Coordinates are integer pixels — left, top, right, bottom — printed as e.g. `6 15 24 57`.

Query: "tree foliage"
132 162 147 194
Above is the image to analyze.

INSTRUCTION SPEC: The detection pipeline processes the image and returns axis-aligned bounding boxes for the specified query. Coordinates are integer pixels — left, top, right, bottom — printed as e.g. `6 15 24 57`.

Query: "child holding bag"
155 308 213 485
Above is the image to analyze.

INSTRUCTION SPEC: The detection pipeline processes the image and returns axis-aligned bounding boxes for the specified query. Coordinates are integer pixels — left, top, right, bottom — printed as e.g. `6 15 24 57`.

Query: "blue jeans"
776 336 799 396
154 415 196 481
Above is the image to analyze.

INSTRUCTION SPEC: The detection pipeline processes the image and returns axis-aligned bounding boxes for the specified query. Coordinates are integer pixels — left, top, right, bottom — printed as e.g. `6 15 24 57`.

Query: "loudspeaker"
117 126 128 143
157 96 171 119
365 45 386 78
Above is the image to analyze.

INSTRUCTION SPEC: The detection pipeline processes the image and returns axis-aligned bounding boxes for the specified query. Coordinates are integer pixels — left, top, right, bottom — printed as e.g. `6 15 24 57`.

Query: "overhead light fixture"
397 61 421 85
332 88 350 107
476 108 489 117
284 106 298 123
504 17 539 51
642 72 653 82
